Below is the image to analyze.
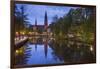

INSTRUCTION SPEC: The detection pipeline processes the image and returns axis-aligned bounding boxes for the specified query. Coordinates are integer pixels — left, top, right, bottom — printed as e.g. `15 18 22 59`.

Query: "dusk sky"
16 4 77 25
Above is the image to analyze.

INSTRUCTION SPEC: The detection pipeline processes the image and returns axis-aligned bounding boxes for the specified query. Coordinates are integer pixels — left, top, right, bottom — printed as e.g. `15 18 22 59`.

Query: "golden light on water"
15 48 24 55
16 50 19 54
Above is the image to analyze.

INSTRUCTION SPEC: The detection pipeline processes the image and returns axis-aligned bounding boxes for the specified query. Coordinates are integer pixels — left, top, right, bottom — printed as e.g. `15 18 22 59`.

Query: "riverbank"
15 37 28 50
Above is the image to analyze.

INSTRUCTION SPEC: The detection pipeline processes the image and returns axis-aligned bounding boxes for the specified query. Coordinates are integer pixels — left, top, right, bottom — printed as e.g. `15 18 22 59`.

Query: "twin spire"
34 11 48 27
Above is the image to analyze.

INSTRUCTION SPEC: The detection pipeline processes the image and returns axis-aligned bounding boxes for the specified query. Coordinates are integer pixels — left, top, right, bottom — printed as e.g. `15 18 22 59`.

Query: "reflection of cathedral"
44 38 48 58
33 11 48 33
32 11 49 58
34 38 49 59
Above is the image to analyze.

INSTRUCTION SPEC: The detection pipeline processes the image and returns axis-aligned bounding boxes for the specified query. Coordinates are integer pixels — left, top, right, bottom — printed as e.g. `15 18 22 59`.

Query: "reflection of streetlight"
15 48 24 55
16 50 19 54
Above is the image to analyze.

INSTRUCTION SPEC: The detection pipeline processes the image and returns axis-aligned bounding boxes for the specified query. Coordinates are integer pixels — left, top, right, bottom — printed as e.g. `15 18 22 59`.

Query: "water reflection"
49 39 95 63
15 37 96 66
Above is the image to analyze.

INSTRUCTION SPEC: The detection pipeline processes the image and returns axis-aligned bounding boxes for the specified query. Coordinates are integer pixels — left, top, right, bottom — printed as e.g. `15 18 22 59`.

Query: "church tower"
35 18 37 28
33 19 37 31
44 11 48 32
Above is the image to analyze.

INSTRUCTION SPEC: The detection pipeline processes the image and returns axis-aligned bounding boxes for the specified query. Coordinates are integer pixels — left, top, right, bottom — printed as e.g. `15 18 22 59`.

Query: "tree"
49 7 95 44
14 4 29 39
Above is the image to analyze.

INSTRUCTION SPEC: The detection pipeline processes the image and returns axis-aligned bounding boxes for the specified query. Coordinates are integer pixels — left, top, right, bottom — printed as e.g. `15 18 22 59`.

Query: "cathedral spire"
35 18 37 26
33 18 37 32
44 11 48 31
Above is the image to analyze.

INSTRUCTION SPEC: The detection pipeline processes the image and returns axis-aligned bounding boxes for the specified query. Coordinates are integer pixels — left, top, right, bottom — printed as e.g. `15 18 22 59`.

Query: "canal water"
15 37 96 66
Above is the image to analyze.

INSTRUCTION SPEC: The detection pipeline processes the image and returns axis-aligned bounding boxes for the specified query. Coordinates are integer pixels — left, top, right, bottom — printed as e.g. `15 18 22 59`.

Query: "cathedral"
32 11 48 34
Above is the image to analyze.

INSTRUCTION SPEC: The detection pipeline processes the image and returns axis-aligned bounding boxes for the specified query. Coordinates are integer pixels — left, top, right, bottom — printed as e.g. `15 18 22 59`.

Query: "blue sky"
16 4 77 25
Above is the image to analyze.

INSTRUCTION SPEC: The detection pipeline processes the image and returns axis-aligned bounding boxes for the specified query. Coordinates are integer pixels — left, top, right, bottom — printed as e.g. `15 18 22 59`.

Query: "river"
14 37 96 66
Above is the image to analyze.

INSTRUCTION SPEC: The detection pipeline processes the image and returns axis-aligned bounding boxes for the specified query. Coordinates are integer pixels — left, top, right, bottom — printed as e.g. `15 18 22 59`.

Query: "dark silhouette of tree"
49 7 95 44
14 4 29 39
